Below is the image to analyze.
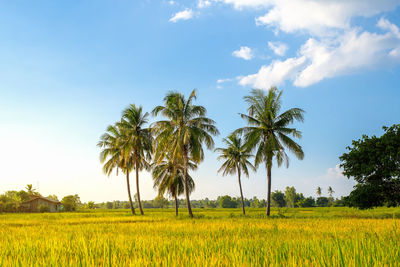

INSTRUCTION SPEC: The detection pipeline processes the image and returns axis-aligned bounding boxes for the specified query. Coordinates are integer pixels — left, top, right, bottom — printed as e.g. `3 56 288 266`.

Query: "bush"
38 204 50 213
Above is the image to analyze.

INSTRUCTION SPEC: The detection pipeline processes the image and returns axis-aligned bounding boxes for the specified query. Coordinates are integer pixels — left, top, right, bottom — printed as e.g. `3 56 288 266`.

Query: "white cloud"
217 78 233 83
323 165 346 179
268 41 288 56
169 9 194 23
232 46 254 60
168 0 176 5
198 0 212 8
238 56 306 89
239 19 400 89
217 0 400 36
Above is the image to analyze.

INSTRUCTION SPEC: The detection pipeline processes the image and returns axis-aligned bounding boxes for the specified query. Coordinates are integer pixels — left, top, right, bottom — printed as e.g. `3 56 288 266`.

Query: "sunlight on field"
1 208 400 266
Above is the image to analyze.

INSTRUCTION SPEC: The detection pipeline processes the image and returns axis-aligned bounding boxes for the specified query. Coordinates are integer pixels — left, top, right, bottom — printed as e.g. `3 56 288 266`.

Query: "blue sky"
1 0 400 202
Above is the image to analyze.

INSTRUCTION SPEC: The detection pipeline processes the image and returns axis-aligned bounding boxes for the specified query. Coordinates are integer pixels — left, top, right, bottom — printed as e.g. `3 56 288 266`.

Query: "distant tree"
152 90 219 217
215 132 255 215
340 125 400 209
106 202 113 209
61 195 81 211
25 184 40 197
218 195 238 208
295 193 305 207
47 195 59 201
86 201 95 209
316 186 322 197
297 196 315 207
316 197 329 207
271 190 286 207
327 186 334 198
153 196 169 208
285 186 296 208
236 88 304 216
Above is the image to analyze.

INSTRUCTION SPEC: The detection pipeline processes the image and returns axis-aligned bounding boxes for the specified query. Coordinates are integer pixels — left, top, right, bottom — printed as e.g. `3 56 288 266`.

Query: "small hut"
21 196 62 212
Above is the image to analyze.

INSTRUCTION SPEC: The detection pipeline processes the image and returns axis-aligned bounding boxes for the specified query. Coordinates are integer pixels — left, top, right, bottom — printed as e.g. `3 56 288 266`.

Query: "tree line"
98 88 305 217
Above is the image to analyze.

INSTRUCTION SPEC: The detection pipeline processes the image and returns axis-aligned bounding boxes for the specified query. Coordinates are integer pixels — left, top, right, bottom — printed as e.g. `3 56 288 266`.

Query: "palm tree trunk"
126 172 135 215
266 163 272 216
237 167 245 215
174 195 178 217
183 151 193 218
136 163 144 215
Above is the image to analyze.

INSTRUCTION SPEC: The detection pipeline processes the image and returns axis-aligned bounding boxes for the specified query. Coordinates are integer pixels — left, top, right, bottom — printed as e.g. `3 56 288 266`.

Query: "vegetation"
236 88 305 216
340 124 400 209
1 208 400 266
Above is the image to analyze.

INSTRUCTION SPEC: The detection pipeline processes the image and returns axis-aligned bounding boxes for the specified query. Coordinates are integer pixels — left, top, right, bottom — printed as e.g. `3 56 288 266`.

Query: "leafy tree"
271 190 286 207
152 156 195 216
236 88 304 216
47 195 59 201
316 197 329 207
285 186 296 208
61 195 81 211
98 123 136 215
25 184 40 197
215 133 255 215
86 201 95 209
153 195 169 208
218 195 238 208
119 104 153 215
152 90 219 217
297 196 315 207
340 124 400 209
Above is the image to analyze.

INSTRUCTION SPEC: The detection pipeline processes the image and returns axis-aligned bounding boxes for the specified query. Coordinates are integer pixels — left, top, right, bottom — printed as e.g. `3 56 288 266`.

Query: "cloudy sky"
1 0 400 202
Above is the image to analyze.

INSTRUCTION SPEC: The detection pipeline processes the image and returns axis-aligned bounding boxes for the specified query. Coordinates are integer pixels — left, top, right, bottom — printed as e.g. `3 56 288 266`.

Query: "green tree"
153 195 169 208
46 195 59 201
236 88 304 216
327 186 334 198
218 195 238 208
25 184 40 197
119 104 153 215
215 133 255 215
340 125 400 209
285 186 296 208
316 197 329 207
61 195 81 211
152 156 195 216
152 90 219 218
98 123 136 215
86 201 95 209
271 190 286 207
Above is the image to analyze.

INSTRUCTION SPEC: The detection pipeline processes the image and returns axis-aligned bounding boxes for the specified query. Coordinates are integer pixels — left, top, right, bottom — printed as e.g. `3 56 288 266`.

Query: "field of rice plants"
1 207 400 266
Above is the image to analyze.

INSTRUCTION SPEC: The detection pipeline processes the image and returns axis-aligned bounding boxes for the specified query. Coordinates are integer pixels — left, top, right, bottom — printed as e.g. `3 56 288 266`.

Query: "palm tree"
236 88 304 216
25 184 39 196
98 123 136 215
152 89 219 217
119 104 153 215
215 133 255 215
327 186 334 198
316 186 322 197
152 156 196 216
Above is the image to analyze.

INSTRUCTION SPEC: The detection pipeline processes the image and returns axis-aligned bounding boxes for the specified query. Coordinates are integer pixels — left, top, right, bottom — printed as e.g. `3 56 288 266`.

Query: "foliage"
218 195 238 208
316 197 330 207
61 195 81 212
236 88 304 215
38 204 50 213
86 201 95 209
340 124 400 209
271 190 286 207
285 186 296 208
153 196 169 208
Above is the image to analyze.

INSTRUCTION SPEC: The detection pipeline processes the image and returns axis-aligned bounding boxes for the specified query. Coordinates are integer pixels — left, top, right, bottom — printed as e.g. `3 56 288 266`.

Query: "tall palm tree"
236 88 304 216
327 186 334 198
316 186 322 197
152 89 219 217
98 123 136 215
215 133 255 215
152 156 196 216
119 104 153 215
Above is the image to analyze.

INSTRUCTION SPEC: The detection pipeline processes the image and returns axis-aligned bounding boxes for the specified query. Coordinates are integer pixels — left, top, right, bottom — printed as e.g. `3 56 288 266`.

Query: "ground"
1 207 399 266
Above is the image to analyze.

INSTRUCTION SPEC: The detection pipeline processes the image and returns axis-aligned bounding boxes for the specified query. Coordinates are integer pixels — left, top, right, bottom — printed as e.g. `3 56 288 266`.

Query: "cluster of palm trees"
98 87 304 217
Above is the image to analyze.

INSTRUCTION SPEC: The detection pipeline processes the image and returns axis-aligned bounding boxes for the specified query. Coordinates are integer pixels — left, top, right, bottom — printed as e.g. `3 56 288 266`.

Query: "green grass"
1 207 399 266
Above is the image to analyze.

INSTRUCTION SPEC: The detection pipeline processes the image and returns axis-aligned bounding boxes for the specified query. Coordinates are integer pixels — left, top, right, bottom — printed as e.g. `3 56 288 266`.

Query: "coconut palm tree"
98 123 136 215
119 104 153 215
236 88 304 216
328 186 334 198
152 89 219 217
316 186 322 197
215 133 255 215
152 156 196 216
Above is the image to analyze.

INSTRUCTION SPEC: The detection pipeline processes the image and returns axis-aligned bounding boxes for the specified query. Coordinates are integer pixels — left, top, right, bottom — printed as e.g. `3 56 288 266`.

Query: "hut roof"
22 196 61 204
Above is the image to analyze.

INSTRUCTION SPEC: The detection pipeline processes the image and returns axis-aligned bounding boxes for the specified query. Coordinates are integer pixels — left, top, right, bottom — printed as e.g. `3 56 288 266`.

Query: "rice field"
1 207 400 266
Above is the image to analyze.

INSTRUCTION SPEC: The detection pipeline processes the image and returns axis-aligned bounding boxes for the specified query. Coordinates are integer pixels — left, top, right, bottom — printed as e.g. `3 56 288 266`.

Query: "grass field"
1 207 400 266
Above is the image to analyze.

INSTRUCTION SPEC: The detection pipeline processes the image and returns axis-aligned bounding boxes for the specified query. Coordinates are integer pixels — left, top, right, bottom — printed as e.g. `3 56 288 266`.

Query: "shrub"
38 204 50 213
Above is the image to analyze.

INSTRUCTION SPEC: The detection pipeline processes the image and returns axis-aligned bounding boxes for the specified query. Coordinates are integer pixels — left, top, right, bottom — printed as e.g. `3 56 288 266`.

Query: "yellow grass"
1 208 399 266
